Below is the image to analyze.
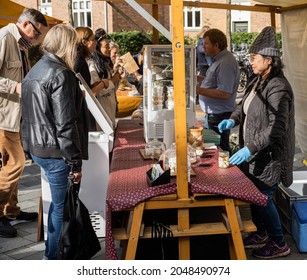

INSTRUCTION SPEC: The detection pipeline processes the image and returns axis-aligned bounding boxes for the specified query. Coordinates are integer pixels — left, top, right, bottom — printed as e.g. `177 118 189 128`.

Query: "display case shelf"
143 45 196 142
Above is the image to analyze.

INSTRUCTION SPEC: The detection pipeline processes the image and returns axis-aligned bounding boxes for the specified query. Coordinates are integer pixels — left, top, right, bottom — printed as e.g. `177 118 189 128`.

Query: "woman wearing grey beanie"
218 26 295 259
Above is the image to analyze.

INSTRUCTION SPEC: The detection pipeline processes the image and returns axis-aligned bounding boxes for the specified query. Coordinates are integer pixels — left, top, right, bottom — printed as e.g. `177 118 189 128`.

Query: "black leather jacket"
22 52 89 172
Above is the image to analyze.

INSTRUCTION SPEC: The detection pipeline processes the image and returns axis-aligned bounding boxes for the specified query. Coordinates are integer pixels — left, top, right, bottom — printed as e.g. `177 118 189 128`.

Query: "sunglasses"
29 21 42 38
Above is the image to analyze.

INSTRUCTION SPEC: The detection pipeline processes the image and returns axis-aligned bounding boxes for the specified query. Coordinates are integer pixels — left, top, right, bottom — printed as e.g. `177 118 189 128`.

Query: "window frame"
183 1 202 30
72 0 92 28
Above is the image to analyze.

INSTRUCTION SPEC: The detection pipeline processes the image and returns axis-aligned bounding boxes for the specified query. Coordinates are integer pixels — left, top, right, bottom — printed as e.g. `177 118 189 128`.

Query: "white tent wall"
281 8 307 159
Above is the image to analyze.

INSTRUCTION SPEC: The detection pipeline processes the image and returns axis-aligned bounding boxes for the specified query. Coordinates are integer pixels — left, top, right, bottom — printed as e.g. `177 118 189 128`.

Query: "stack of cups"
152 84 164 111
166 86 174 110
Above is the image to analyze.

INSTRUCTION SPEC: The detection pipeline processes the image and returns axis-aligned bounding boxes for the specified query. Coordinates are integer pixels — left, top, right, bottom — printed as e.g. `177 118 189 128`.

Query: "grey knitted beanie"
249 26 280 57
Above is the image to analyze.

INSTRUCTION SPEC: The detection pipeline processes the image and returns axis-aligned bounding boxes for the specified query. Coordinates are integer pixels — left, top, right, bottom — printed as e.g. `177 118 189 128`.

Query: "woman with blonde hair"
21 24 89 260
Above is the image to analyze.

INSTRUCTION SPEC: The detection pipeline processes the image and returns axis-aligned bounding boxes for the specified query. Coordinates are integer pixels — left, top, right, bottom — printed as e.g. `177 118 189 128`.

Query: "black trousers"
205 112 232 152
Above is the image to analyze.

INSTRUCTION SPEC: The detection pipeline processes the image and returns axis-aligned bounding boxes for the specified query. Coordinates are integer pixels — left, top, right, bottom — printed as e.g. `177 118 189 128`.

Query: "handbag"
57 175 101 260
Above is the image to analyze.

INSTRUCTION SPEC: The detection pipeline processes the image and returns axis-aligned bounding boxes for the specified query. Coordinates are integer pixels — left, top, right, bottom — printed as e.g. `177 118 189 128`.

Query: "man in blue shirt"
196 29 240 152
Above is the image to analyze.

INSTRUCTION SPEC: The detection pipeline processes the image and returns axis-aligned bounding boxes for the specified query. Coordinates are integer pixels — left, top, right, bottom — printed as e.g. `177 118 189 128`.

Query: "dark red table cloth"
105 119 268 259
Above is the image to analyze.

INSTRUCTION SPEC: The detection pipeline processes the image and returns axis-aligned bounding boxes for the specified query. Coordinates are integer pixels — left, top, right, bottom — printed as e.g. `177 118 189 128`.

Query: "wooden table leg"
224 199 247 260
37 192 44 241
227 235 236 259
178 208 190 259
124 202 145 260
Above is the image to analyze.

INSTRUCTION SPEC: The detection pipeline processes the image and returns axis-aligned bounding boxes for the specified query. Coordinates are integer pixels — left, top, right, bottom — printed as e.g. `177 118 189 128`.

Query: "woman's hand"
71 172 82 184
111 71 121 84
113 55 123 70
229 147 251 165
91 79 109 95
218 119 235 133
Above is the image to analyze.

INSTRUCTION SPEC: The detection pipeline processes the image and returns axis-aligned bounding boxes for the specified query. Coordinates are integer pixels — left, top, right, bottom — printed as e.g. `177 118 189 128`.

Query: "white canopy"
255 1 307 8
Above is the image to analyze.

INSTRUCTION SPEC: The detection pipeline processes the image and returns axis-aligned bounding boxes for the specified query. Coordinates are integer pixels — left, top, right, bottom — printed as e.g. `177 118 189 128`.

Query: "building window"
72 0 92 27
233 21 248 32
231 1 250 32
40 0 52 16
184 1 201 30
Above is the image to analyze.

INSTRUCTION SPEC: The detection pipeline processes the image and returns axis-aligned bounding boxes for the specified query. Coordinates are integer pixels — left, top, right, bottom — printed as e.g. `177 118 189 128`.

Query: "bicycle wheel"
237 68 248 94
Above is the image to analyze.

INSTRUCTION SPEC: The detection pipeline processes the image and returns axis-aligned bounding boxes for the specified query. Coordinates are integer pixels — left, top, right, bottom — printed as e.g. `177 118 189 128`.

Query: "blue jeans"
205 112 232 152
250 183 284 243
32 155 69 260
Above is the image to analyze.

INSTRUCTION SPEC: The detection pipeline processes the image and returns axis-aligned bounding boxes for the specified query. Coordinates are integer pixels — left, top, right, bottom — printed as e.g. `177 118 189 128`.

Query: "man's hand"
197 75 205 85
16 83 22 95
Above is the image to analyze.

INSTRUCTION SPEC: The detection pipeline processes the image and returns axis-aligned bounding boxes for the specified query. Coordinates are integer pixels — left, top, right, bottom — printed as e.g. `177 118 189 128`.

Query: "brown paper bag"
120 52 139 74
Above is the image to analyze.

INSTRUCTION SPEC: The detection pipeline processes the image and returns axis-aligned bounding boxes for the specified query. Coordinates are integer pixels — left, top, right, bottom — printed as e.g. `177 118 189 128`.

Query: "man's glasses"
29 21 42 38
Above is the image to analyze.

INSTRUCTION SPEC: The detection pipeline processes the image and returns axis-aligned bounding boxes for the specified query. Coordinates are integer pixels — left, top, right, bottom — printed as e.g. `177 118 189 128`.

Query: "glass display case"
143 45 196 142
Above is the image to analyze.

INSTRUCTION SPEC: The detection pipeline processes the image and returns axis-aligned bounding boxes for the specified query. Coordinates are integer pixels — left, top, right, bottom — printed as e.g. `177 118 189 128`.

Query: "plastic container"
218 151 230 168
145 139 166 157
274 171 307 233
292 201 307 252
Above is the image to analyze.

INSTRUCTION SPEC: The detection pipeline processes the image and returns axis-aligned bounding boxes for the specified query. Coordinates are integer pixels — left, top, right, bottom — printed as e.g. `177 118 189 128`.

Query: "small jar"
145 139 166 157
218 151 230 168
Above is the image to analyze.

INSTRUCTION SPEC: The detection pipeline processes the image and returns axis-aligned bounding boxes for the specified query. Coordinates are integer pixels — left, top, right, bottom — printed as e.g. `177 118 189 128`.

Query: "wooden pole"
171 0 190 259
270 10 276 29
152 4 159 44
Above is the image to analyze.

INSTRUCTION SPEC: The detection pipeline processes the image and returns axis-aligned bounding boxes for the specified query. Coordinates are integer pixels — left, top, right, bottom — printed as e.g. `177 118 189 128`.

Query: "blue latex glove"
229 147 252 165
218 119 235 133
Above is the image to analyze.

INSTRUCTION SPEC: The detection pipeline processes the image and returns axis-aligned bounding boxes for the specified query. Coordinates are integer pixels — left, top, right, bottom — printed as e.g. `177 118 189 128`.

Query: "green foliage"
231 32 282 50
27 31 283 69
107 30 282 55
108 30 196 55
107 31 151 55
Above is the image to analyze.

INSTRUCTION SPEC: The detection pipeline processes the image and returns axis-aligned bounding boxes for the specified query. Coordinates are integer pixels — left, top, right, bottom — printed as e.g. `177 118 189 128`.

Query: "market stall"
106 119 267 260
96 0 307 259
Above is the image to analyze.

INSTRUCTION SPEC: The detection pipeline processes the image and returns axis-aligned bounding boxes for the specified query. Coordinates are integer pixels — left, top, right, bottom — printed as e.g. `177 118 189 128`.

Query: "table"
106 120 268 260
116 89 142 118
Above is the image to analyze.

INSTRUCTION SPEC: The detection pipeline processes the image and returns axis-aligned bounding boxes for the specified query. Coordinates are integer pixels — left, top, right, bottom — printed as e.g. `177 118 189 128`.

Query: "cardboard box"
274 171 307 233
292 201 307 252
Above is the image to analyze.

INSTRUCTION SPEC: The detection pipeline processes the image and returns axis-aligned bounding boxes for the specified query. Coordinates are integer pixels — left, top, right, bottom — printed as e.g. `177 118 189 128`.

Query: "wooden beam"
152 4 159 44
171 0 188 200
171 0 190 259
270 10 276 29
95 0 281 13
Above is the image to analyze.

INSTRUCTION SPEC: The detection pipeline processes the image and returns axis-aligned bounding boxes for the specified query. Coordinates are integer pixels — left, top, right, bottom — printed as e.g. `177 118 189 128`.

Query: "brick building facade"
11 0 280 39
